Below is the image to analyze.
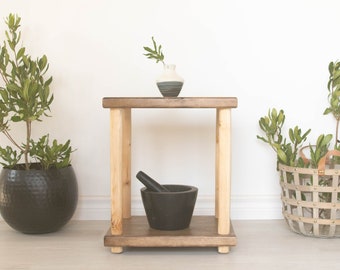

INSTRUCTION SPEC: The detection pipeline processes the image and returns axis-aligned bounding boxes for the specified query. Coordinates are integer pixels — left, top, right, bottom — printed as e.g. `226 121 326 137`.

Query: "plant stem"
336 118 340 149
24 120 31 170
3 129 23 151
0 71 9 84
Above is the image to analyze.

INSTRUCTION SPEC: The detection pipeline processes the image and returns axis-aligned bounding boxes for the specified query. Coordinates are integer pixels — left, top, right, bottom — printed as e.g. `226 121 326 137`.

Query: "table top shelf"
102 97 238 109
104 216 237 248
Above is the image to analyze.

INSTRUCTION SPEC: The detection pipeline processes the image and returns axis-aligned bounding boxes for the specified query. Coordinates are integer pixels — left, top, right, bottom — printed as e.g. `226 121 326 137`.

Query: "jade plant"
0 14 72 170
257 61 340 170
143 36 165 66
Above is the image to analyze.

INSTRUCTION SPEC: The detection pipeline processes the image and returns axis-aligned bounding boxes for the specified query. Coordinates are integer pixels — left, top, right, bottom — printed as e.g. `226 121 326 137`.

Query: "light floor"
1 219 339 270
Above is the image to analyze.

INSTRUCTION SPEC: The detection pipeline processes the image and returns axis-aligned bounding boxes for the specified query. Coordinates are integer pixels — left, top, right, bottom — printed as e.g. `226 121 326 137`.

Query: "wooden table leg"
109 108 131 253
215 108 232 254
122 109 131 219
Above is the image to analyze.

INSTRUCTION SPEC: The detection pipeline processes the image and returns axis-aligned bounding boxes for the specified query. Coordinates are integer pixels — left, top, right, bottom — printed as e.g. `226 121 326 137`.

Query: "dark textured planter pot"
141 184 198 230
0 165 78 234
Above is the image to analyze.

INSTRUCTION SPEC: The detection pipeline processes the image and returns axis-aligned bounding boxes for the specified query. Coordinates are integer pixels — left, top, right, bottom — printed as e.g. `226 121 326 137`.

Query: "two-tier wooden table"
102 97 238 253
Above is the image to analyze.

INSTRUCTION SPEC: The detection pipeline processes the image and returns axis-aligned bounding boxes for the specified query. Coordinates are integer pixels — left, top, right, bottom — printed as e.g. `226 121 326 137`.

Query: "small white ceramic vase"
156 64 184 97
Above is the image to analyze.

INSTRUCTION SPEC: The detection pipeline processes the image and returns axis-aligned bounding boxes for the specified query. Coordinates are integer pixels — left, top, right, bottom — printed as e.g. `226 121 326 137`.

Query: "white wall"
1 0 339 220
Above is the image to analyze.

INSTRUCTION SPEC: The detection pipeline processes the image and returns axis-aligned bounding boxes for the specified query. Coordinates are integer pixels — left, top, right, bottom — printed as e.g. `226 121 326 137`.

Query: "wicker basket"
279 150 340 237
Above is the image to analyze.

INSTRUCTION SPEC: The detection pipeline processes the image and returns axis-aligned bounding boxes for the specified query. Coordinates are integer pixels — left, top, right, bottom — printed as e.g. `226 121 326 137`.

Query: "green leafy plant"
324 61 340 148
308 134 333 168
257 109 333 170
29 135 72 170
258 61 340 170
257 108 311 169
143 36 165 65
0 14 73 170
257 62 340 209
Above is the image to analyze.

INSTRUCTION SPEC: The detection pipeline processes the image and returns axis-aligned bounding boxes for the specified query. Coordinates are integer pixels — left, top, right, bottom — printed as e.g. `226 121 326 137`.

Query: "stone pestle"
136 171 170 192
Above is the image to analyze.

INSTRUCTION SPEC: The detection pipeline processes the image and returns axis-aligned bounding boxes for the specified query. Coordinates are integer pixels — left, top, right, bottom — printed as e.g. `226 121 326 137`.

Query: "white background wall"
1 0 339 220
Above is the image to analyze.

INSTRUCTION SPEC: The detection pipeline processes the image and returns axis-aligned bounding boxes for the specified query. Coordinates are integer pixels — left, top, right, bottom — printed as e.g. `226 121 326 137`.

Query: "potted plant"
143 36 184 97
257 61 340 237
0 14 78 234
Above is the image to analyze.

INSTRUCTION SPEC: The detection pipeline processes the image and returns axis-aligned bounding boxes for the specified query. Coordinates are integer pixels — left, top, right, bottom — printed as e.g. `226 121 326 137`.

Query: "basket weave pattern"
279 163 340 237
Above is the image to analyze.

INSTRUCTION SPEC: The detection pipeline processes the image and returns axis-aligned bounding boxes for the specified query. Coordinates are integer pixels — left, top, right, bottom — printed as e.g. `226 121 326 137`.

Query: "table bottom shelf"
104 216 237 253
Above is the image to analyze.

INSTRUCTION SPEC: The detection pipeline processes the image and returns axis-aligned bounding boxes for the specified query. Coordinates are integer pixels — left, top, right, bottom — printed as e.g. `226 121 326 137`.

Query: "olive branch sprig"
143 36 165 66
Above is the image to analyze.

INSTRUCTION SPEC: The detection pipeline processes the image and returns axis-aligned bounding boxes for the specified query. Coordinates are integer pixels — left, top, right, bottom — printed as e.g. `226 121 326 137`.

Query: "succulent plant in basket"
257 61 340 169
0 14 78 234
257 61 340 237
143 36 184 97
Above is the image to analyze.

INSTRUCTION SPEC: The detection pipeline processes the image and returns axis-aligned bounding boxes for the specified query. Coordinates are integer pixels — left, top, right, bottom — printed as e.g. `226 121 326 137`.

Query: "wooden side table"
102 97 238 253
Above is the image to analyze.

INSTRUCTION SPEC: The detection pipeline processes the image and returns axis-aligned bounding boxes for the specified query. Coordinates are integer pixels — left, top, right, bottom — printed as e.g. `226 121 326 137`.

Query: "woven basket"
279 150 340 237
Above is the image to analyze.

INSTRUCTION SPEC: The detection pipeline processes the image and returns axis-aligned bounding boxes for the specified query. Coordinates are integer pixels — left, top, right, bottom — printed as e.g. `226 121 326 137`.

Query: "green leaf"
16 47 25 60
44 76 52 87
323 134 332 146
277 149 287 164
289 128 294 143
316 134 324 147
22 55 29 66
0 89 8 102
23 78 31 101
329 62 334 74
38 55 47 70
143 47 155 53
324 108 332 115
11 115 22 122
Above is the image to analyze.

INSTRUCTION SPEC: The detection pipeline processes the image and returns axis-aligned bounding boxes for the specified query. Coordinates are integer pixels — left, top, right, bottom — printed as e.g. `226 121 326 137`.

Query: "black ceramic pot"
0 164 78 234
141 184 198 230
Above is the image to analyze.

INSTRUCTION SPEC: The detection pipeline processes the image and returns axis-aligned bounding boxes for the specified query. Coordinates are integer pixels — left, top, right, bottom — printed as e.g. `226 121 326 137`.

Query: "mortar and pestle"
137 171 198 230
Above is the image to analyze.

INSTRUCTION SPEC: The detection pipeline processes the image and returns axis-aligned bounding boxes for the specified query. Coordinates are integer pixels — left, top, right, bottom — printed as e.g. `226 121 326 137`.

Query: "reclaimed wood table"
102 97 238 253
